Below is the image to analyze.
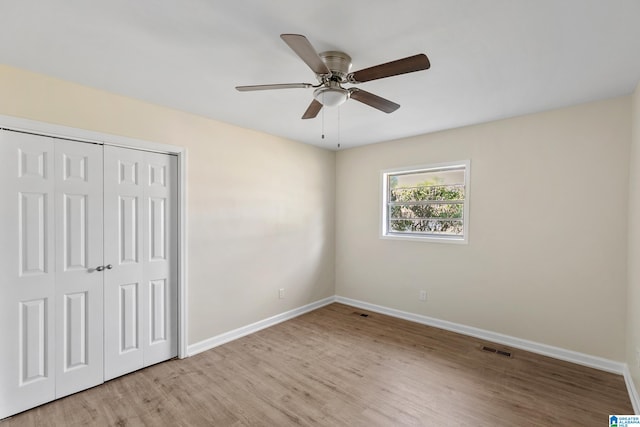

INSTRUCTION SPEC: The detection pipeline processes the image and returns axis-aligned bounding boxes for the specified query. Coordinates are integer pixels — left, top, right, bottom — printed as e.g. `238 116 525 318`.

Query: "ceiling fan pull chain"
337 107 341 149
321 93 325 140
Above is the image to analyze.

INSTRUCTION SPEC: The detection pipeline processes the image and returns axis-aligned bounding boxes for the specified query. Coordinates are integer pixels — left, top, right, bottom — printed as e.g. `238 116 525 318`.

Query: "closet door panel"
103 146 145 380
54 140 104 398
0 131 56 419
142 153 178 366
104 147 178 379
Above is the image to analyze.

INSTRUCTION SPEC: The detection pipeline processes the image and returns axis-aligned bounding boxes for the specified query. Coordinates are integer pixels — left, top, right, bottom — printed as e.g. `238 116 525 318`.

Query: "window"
381 161 470 243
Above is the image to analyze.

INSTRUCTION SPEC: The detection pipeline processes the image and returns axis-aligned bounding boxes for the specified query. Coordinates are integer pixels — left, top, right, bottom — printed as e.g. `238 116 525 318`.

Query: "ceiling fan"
235 34 431 119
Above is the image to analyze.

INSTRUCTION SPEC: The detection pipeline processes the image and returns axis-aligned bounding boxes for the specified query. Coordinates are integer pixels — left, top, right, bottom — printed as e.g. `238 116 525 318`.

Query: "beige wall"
628 82 640 389
336 97 631 361
0 65 336 345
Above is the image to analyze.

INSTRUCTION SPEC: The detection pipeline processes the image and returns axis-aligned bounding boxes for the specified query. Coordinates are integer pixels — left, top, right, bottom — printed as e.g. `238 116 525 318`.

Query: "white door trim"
0 114 189 359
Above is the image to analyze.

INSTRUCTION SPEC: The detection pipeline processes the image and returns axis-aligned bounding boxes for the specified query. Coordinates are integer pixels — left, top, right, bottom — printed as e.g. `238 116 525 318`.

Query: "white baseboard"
335 296 625 375
187 296 336 356
624 365 640 414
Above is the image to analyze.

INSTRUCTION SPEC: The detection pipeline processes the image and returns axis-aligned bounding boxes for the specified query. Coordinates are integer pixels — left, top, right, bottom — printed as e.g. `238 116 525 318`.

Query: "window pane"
390 169 464 189
389 218 464 235
389 203 463 220
390 185 464 202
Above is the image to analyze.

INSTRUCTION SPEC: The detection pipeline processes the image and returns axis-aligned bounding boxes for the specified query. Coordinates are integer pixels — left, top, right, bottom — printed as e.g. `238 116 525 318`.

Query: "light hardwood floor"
1 303 633 426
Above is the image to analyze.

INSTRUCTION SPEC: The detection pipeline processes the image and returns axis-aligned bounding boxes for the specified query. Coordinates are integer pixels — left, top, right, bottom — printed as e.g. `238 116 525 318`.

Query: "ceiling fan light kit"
236 33 430 119
314 82 349 107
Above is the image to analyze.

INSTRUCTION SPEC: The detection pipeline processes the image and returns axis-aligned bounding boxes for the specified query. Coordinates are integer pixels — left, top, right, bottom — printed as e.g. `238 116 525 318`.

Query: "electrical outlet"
419 290 427 302
279 288 285 299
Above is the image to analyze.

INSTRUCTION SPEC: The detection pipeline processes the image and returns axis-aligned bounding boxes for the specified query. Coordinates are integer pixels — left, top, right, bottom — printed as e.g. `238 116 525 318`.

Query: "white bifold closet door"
53 139 105 398
0 132 58 417
103 146 178 381
0 133 104 416
0 130 177 419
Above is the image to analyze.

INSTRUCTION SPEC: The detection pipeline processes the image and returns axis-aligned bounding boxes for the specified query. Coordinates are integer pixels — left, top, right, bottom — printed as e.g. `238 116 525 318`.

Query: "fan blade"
349 54 430 83
302 99 323 119
349 89 400 113
236 83 312 92
281 34 330 75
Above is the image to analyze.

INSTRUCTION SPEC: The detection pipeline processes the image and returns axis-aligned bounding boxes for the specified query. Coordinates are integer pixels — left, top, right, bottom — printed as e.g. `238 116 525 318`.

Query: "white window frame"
380 160 470 244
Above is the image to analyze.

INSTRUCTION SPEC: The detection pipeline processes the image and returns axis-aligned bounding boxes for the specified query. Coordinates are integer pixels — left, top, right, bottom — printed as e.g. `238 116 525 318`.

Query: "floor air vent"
481 345 512 358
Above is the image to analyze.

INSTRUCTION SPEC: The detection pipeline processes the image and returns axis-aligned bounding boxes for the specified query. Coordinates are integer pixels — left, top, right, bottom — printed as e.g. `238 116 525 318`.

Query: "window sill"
380 233 468 244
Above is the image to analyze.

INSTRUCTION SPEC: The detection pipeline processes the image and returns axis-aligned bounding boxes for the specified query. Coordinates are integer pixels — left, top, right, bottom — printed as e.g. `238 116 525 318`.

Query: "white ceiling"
2 1 640 149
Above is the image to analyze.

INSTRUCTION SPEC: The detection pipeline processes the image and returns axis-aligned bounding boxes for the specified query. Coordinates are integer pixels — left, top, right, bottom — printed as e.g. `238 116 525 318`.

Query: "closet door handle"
105 264 113 270
95 265 104 272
